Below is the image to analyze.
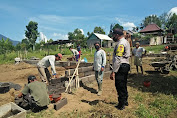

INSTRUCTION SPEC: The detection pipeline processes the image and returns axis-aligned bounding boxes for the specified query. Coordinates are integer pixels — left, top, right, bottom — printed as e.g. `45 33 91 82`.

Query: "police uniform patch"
116 44 124 56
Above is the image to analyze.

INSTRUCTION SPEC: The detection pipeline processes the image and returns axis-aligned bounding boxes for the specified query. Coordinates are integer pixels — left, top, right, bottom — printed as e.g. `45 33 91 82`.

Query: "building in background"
87 33 114 48
139 24 163 45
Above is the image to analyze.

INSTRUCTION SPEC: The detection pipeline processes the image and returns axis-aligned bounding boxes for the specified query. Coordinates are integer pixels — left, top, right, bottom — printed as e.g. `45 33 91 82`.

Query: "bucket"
143 81 151 87
0 83 10 94
49 94 53 101
52 94 61 103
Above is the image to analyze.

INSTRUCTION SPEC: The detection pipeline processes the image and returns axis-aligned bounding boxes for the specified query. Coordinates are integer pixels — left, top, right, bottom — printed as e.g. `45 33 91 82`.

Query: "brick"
54 98 68 110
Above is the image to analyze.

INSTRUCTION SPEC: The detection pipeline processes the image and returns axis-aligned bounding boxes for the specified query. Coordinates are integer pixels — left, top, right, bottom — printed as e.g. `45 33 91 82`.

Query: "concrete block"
84 71 95 76
79 72 85 78
48 87 66 95
84 71 92 76
54 98 67 110
81 66 93 72
50 78 62 84
60 77 69 82
48 84 56 90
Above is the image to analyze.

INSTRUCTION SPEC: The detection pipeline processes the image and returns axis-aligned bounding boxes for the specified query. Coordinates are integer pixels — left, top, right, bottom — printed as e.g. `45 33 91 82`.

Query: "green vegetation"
134 93 143 102
135 104 155 118
25 21 39 51
144 45 165 53
0 45 166 64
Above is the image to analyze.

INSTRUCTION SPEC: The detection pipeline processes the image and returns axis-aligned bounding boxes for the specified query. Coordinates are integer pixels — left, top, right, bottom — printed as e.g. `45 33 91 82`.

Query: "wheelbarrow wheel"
161 68 170 74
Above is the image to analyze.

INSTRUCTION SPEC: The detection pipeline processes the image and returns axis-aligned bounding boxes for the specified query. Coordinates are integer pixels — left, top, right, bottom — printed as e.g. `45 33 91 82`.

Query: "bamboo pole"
68 61 71 92
65 58 81 92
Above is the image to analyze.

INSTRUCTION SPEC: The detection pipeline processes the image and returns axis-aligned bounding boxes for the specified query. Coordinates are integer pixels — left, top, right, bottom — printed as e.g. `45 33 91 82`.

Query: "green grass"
135 104 156 118
134 93 143 102
144 45 165 53
149 95 177 117
0 45 167 64
27 109 55 118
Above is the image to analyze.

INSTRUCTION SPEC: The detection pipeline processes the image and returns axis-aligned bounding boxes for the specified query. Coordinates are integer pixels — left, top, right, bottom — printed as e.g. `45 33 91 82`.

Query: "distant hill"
0 34 19 46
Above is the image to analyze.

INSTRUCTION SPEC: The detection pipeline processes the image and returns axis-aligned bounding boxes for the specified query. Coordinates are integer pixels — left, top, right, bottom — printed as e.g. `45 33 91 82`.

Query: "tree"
68 28 85 47
93 26 105 34
87 32 91 37
25 21 39 51
113 23 124 30
159 12 170 30
0 38 14 58
167 13 177 34
141 15 162 28
47 39 53 43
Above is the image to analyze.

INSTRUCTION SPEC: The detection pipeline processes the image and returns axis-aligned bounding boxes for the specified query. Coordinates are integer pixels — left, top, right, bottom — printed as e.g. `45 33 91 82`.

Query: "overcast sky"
0 0 177 41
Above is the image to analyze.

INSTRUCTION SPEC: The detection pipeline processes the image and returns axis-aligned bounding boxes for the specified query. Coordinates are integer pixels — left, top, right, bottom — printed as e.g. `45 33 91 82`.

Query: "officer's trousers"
115 63 130 105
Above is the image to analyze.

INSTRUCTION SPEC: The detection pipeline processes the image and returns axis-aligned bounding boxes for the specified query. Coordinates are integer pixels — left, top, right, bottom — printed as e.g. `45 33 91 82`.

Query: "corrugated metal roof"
94 33 112 41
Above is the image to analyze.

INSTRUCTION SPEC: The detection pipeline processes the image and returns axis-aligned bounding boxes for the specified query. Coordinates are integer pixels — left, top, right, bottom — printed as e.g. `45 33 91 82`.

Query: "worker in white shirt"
37 53 62 84
93 42 106 96
132 42 146 75
69 47 80 62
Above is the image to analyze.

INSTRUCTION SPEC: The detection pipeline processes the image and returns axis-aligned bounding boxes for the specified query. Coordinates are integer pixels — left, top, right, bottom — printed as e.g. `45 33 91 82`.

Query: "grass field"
0 45 164 64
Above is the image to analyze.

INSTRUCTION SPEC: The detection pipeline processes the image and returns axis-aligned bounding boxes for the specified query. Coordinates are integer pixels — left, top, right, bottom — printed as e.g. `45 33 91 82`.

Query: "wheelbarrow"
149 61 172 74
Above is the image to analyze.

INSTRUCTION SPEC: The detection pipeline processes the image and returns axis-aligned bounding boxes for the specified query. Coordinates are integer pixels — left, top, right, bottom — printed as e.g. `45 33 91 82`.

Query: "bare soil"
0 58 177 118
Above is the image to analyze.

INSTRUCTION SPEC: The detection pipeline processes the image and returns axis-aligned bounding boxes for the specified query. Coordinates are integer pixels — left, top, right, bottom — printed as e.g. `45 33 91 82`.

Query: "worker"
127 34 133 72
110 28 130 110
37 53 62 84
69 47 80 62
77 44 81 58
16 75 50 112
132 42 146 75
93 42 106 96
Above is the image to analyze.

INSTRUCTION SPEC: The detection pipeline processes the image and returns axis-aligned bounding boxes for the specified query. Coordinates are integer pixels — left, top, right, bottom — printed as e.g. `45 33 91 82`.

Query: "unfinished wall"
150 36 163 45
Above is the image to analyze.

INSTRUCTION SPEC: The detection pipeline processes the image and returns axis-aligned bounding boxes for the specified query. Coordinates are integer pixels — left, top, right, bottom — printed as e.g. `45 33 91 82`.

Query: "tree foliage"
25 21 39 51
113 23 124 30
68 28 86 47
0 38 14 57
141 15 161 28
167 13 177 34
93 26 105 34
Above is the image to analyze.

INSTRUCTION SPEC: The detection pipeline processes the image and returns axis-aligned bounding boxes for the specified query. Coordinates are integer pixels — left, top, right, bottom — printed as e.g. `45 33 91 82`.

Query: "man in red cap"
37 53 62 84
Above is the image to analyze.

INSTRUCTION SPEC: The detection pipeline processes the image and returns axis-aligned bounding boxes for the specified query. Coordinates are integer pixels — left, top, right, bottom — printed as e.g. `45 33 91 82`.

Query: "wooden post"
68 61 71 92
75 61 80 88
65 58 81 92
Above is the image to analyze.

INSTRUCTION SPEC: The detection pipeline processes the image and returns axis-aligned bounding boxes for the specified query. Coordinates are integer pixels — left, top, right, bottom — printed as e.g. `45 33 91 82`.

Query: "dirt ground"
0 57 177 118
0 62 65 106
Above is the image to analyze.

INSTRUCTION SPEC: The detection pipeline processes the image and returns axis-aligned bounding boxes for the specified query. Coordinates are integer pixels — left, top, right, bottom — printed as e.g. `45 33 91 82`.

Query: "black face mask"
113 37 117 42
95 45 100 50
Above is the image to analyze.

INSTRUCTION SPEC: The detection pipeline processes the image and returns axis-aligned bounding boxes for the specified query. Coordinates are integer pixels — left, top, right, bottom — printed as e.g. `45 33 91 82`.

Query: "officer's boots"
97 83 102 96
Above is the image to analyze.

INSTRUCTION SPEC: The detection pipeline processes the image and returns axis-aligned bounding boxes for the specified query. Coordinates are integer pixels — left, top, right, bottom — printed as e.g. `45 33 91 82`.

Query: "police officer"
110 28 130 110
